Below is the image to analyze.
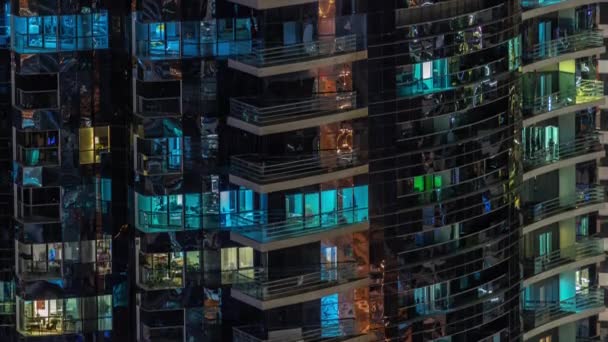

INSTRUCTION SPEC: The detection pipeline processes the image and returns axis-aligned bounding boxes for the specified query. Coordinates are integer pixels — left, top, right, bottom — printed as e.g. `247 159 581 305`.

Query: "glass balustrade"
230 206 368 243
524 30 604 64
233 319 360 342
523 80 604 116
523 238 604 278
15 89 58 110
523 133 602 171
230 92 358 126
232 34 360 68
523 186 605 226
230 150 367 185
16 146 59 167
232 263 361 301
523 288 604 331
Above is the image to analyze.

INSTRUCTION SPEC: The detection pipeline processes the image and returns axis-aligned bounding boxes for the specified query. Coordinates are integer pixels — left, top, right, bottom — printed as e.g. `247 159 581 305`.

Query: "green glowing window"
413 175 443 192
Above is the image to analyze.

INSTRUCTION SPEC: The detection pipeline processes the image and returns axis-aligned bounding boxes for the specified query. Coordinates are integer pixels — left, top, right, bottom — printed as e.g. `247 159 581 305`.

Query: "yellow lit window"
79 126 110 164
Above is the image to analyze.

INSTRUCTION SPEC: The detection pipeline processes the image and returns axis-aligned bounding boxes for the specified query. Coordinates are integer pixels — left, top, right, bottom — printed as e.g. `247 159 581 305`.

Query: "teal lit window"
13 12 108 53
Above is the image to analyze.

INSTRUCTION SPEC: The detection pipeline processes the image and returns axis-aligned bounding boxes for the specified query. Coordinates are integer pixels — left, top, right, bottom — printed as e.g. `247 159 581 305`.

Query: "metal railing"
16 202 60 223
524 288 604 330
523 238 604 277
139 268 183 290
525 30 604 63
231 207 368 243
524 186 605 225
232 35 358 67
15 89 58 110
136 153 182 175
233 319 359 342
232 262 361 300
522 0 567 9
137 96 181 115
230 92 358 126
523 133 602 170
523 79 604 116
16 146 59 167
230 150 366 184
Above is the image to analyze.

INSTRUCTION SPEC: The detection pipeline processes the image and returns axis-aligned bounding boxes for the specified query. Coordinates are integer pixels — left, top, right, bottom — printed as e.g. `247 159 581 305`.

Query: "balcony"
136 153 182 176
523 288 604 340
522 187 605 235
227 0 317 10
229 35 367 77
136 96 182 118
16 202 60 224
229 151 368 193
521 0 599 20
227 92 367 135
523 134 604 180
523 238 605 286
230 208 369 252
523 30 605 71
231 263 368 310
523 80 604 127
15 89 58 111
16 146 59 167
232 320 368 342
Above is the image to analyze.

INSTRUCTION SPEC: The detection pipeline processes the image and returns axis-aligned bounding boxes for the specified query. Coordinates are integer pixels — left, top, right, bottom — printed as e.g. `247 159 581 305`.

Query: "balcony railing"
524 288 604 331
137 96 181 115
521 0 568 9
232 35 359 68
136 153 182 176
523 238 605 278
524 31 604 63
231 207 368 243
230 92 358 126
139 268 183 290
523 133 602 171
523 80 604 116
232 262 361 301
230 150 367 185
523 186 605 226
16 146 59 167
16 202 60 223
233 319 360 342
15 89 58 110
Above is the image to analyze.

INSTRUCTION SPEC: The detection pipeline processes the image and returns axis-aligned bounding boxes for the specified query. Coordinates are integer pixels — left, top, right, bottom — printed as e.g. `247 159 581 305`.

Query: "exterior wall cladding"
1 0 608 341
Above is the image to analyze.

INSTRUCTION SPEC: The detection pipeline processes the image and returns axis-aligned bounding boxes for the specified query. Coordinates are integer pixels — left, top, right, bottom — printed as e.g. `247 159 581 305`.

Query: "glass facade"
0 0 604 341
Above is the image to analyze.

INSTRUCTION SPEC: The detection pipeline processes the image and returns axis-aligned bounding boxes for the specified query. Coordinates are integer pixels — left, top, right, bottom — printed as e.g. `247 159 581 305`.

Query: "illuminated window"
140 252 184 289
79 126 110 164
17 295 112 336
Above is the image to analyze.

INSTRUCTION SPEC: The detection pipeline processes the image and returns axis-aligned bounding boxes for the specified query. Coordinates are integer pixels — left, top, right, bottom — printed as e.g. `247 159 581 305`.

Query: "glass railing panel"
523 238 604 277
16 146 59 167
231 207 368 243
230 92 358 126
524 288 604 330
230 150 367 184
15 89 58 110
233 319 359 342
523 186 605 225
523 134 602 171
232 262 361 300
137 96 181 115
136 153 182 176
232 34 360 67
522 0 569 9
523 80 604 116
16 202 60 223
524 30 604 63
139 268 184 290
